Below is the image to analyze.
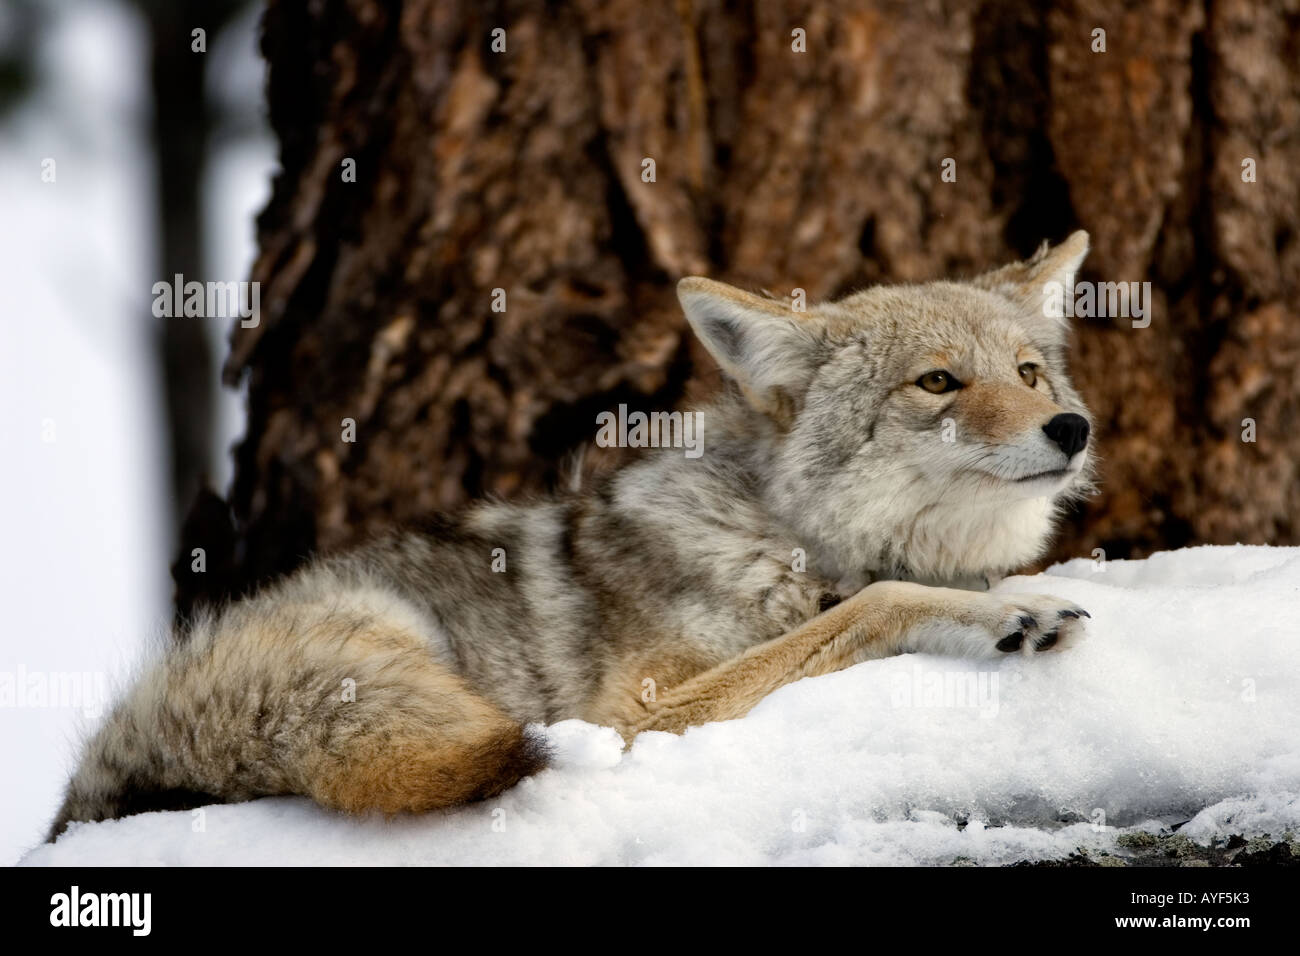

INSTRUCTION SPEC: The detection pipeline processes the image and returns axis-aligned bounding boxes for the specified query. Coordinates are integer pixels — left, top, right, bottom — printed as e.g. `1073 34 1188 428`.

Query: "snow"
19 545 1300 866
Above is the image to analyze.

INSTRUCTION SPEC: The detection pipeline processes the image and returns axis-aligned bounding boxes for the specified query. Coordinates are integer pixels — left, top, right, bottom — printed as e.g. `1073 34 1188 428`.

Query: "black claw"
1035 631 1060 651
1079 610 1091 618
1059 609 1079 619
997 632 1025 653
1017 615 1035 631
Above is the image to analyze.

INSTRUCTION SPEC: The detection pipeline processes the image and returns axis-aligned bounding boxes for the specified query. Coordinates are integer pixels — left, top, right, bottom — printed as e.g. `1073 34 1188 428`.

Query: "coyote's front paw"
874 581 1091 659
984 594 1090 656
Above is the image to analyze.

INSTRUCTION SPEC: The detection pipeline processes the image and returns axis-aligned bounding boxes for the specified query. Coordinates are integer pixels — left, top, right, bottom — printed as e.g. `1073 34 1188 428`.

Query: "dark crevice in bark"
970 0 1077 256
1185 24 1235 438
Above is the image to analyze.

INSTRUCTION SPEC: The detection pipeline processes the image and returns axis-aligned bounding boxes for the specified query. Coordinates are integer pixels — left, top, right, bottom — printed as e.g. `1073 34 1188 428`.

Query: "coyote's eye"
917 370 961 394
1018 363 1039 387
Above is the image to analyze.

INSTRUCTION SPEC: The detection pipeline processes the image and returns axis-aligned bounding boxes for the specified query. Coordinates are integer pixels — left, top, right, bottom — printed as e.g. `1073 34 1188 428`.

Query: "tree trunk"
175 0 1300 615
139 0 245 543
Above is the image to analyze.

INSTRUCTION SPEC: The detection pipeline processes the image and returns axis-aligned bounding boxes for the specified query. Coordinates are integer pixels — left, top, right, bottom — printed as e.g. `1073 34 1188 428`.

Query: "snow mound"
21 545 1300 865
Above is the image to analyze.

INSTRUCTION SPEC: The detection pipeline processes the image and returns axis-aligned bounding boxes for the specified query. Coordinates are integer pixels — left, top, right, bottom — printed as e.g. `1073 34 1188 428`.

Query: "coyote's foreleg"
627 581 1088 738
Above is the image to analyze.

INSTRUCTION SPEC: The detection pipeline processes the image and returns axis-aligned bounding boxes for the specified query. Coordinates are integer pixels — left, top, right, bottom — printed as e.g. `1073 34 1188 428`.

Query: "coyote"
50 233 1095 837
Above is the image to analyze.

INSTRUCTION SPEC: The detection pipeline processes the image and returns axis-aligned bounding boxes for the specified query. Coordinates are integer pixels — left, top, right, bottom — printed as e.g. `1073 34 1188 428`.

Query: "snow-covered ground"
20 545 1300 866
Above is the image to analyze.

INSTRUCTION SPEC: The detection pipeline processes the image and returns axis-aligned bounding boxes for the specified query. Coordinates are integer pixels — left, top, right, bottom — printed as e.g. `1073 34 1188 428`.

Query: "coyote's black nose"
1042 413 1090 458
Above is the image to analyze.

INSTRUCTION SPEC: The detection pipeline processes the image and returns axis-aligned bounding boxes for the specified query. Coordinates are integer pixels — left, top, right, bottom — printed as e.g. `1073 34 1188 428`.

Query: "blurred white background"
0 0 274 864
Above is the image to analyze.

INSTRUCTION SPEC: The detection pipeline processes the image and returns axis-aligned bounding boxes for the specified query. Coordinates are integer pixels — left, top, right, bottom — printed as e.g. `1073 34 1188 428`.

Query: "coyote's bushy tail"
48 577 548 840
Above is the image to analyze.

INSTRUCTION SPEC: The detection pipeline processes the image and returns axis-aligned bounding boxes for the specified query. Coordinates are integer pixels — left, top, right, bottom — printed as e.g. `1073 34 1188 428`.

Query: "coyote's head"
678 232 1095 584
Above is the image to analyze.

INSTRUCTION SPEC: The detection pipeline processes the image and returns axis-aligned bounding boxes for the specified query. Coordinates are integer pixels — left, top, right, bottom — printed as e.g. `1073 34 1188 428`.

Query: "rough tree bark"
175 0 1300 615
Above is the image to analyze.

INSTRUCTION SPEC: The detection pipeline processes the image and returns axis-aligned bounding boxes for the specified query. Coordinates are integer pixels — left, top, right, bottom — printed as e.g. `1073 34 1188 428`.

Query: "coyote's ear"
678 277 821 421
971 230 1090 326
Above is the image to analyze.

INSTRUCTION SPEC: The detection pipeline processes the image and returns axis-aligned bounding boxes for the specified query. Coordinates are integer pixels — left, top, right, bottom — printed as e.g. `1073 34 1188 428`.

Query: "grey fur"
50 233 1095 837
